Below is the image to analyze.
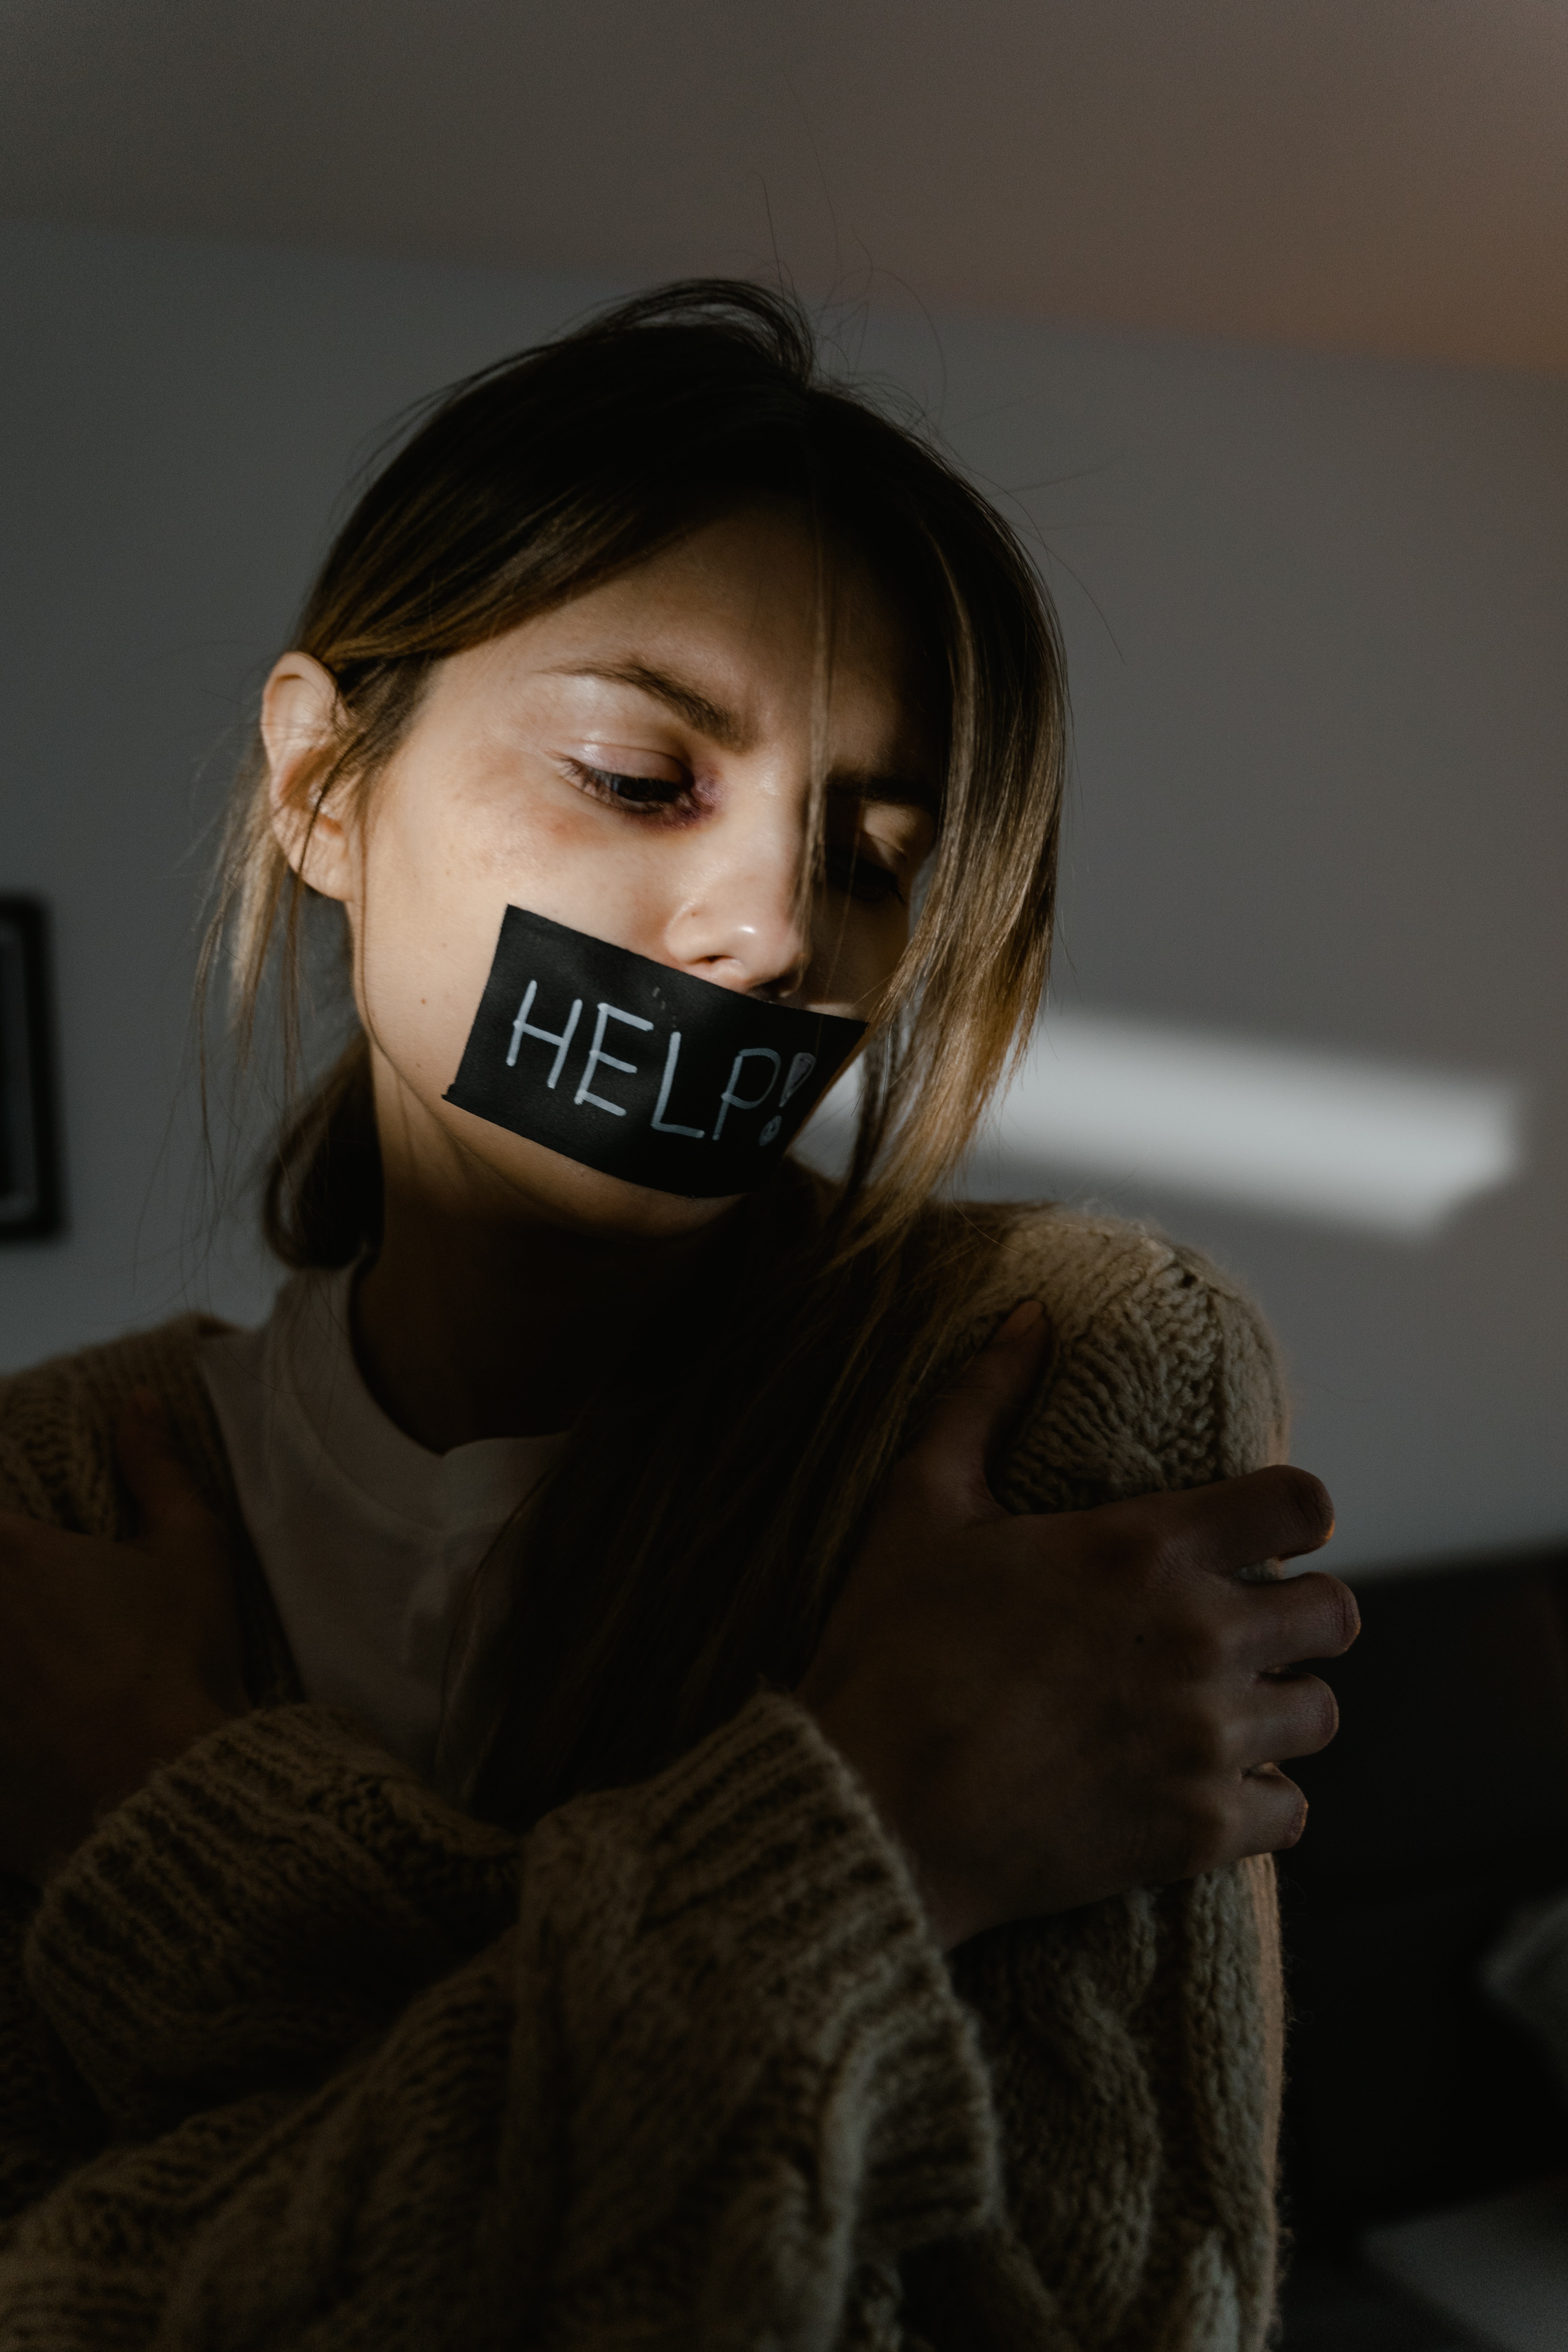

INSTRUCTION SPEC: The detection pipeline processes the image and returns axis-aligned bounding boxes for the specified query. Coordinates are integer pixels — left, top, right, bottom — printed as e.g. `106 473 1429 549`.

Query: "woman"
0 282 1353 2349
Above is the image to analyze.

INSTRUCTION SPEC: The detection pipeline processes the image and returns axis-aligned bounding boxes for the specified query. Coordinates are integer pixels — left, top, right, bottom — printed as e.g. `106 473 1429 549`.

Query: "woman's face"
267 503 940 1242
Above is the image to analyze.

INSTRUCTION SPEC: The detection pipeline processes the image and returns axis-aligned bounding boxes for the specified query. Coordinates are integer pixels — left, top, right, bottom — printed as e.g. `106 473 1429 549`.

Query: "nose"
662 804 810 999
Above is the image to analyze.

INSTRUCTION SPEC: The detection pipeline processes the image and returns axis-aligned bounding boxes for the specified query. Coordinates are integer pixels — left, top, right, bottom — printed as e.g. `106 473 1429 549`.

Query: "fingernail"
995 1301 1045 1341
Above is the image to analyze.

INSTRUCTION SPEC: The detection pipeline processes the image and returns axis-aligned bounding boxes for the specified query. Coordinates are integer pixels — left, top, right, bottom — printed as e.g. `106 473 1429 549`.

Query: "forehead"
472 505 931 732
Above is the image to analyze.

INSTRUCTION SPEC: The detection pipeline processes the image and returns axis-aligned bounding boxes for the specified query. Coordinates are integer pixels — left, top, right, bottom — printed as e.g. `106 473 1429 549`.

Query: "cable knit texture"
0 1205 1291 2350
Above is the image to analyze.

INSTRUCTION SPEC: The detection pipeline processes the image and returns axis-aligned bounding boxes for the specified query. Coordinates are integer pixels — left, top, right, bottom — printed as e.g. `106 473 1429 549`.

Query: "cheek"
354 862 497 1098
349 769 554 1092
351 767 670 1099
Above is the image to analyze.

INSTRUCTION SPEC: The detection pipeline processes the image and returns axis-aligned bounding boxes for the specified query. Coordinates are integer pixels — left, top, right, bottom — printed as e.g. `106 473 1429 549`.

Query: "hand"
0 1392 248 1883
797 1303 1358 1950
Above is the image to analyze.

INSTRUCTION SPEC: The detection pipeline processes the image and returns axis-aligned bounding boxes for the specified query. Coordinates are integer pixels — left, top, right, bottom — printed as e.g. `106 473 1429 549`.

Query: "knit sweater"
0 1206 1290 2352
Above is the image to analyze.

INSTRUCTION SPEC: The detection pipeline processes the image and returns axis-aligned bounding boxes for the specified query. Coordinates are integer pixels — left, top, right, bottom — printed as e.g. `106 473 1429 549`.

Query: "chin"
450 1113 743 1246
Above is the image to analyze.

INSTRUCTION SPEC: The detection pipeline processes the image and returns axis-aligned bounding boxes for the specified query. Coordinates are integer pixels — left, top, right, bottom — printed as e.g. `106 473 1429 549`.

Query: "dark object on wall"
0 896 62 1240
1279 1546 1568 2252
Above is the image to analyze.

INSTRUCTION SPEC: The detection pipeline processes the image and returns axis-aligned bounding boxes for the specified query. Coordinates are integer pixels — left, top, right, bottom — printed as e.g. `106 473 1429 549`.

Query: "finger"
1233 1667 1341 1767
1128 1465 1336 1582
906 1303 1056 1512
1236 1764 1311 1856
1235 1569 1360 1673
1153 1763 1310 1880
115 1391 216 1540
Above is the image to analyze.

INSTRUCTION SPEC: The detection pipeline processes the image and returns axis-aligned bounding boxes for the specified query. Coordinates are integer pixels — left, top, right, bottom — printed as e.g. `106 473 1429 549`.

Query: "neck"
351 1182 723 1453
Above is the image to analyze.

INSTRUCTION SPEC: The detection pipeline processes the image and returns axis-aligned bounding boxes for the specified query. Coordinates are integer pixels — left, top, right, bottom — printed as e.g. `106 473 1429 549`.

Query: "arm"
931 1227 1300 2352
0 1236 1337 2345
0 1390 999 2348
8 1697 997 2348
22 1706 521 2140
796 1221 1336 2350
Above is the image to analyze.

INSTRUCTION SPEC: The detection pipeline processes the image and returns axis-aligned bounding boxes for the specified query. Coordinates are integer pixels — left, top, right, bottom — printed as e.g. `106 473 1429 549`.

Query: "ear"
263 652 356 903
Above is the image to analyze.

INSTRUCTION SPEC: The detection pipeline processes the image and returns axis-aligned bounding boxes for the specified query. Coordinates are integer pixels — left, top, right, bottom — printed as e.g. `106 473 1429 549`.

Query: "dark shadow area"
1274 1546 1568 2345
1279 2247 1491 2351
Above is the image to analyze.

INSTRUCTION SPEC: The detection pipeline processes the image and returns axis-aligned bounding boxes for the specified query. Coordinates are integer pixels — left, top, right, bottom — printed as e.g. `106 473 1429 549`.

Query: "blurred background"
1 4 1566 2341
5 0 1564 1578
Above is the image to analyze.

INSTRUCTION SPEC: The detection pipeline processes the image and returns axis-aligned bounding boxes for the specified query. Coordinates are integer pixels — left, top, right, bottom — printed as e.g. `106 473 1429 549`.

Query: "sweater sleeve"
4 1694 998 2351
925 1211 1292 2352
0 1321 300 2237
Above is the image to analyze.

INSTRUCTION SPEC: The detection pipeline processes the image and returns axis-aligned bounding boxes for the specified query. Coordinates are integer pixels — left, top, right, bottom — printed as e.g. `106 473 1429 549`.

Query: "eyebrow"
549 660 940 814
548 661 751 752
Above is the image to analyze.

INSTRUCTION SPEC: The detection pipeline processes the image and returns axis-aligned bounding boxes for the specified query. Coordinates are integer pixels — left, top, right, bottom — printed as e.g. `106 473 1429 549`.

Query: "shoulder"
0 1315 235 1534
936 1199 1291 1511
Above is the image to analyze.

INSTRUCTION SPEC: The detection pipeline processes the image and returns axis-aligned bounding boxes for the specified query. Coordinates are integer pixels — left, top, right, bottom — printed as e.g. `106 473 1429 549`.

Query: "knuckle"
1084 1499 1173 1586
1182 1632 1224 1688
1174 1609 1234 1683
1180 1712 1232 1778
1171 1785 1236 1875
1149 1514 1225 1597
1145 1530 1189 1590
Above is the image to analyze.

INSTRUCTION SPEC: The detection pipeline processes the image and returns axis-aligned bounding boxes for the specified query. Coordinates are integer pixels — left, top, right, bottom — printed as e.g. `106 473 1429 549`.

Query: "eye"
823 842 905 906
563 757 699 819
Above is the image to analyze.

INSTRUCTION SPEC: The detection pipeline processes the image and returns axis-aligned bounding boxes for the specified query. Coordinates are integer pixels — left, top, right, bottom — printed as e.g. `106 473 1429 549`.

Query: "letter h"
506 979 583 1089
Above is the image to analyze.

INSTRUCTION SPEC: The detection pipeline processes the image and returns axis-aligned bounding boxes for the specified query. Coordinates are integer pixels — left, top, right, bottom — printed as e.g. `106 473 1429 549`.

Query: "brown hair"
207 280 1068 1824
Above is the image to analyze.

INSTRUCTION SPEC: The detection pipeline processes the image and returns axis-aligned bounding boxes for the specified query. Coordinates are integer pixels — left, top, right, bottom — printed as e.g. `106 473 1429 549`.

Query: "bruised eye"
823 842 905 906
563 758 699 818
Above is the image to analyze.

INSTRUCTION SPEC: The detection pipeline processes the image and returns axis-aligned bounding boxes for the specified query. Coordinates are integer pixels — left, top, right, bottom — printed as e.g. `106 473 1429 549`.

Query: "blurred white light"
799 1015 1524 1239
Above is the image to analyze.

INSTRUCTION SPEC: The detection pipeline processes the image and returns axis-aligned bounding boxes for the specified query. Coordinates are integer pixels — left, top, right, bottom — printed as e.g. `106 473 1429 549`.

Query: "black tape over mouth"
443 907 867 1198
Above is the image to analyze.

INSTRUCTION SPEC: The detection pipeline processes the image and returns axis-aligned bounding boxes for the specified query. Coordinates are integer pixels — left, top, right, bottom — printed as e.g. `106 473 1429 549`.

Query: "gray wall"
2 217 1564 1575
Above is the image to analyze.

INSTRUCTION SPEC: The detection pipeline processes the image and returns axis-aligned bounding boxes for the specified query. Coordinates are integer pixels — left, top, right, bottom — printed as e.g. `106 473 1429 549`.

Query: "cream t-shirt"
197 1266 565 1802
